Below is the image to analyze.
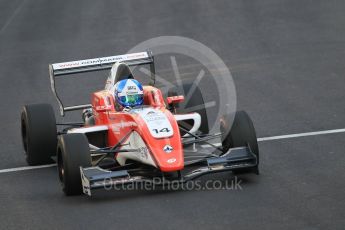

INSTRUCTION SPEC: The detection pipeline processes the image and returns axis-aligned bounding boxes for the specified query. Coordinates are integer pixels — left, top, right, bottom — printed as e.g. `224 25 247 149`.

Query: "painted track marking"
257 128 345 141
0 164 56 174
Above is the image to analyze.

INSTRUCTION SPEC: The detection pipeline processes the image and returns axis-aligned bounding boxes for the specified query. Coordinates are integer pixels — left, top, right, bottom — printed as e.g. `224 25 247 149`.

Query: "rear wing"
49 51 155 116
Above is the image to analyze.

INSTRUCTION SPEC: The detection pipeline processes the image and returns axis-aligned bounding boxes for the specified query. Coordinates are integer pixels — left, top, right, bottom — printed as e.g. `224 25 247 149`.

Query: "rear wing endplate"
49 51 155 116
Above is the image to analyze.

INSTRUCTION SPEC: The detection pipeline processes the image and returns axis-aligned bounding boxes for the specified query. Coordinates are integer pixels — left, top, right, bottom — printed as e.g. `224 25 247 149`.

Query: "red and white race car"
21 51 259 196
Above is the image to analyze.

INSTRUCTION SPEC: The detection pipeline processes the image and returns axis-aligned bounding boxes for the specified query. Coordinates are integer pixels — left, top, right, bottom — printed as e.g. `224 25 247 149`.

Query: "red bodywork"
90 86 184 172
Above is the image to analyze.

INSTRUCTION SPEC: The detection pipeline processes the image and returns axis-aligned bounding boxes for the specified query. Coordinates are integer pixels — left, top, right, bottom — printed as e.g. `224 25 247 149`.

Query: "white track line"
257 128 345 141
0 164 56 174
1 128 345 174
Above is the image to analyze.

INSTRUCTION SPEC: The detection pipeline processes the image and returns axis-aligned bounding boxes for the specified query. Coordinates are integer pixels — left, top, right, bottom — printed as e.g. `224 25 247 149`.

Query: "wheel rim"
21 117 28 153
57 152 64 184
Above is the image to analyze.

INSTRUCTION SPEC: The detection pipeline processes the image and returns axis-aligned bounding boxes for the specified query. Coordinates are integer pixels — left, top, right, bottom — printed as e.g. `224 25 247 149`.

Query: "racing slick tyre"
168 81 209 135
57 133 91 196
21 103 57 166
220 111 259 174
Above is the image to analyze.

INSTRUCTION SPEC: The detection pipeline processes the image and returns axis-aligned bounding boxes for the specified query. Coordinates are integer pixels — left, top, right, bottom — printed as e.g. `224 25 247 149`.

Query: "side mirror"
167 95 184 105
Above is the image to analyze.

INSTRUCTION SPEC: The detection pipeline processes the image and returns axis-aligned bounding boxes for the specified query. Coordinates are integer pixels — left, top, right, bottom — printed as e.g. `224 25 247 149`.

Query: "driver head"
114 79 144 108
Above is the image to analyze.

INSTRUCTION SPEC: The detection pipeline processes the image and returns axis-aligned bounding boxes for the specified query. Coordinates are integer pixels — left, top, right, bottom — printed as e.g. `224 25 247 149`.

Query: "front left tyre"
21 103 57 165
220 111 259 174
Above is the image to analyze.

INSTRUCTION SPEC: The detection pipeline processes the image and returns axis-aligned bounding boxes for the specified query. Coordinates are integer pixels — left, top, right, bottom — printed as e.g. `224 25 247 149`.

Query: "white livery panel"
132 108 174 138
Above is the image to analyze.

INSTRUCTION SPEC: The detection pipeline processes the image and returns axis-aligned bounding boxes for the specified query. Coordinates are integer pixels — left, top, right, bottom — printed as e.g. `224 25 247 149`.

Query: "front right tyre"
57 133 92 196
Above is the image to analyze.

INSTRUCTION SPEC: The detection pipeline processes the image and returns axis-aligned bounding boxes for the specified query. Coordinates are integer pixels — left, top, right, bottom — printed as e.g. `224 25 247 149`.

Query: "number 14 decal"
152 128 170 134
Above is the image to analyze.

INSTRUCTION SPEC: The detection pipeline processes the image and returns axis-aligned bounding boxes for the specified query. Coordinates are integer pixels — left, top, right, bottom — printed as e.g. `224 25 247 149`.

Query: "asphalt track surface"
1 0 345 229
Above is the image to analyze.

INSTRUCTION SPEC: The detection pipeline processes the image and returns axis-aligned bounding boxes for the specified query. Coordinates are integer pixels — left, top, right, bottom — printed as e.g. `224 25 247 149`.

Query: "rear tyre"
168 81 209 135
21 104 57 165
220 111 259 174
57 134 92 196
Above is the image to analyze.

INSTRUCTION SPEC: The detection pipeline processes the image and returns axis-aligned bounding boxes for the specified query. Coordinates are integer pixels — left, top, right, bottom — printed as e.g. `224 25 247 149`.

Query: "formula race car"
21 51 259 196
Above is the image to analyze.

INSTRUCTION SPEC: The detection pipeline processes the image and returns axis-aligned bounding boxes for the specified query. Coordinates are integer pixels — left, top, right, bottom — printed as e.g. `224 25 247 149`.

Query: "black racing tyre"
21 103 57 166
220 111 259 174
168 81 209 135
57 133 92 196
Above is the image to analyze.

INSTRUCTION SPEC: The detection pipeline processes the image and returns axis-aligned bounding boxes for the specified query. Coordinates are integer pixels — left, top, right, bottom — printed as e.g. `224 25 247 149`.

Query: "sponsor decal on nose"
167 158 176 164
163 145 173 153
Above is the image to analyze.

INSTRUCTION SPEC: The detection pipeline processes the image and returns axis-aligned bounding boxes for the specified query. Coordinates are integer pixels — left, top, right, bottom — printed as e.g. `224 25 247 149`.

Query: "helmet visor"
119 94 143 106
